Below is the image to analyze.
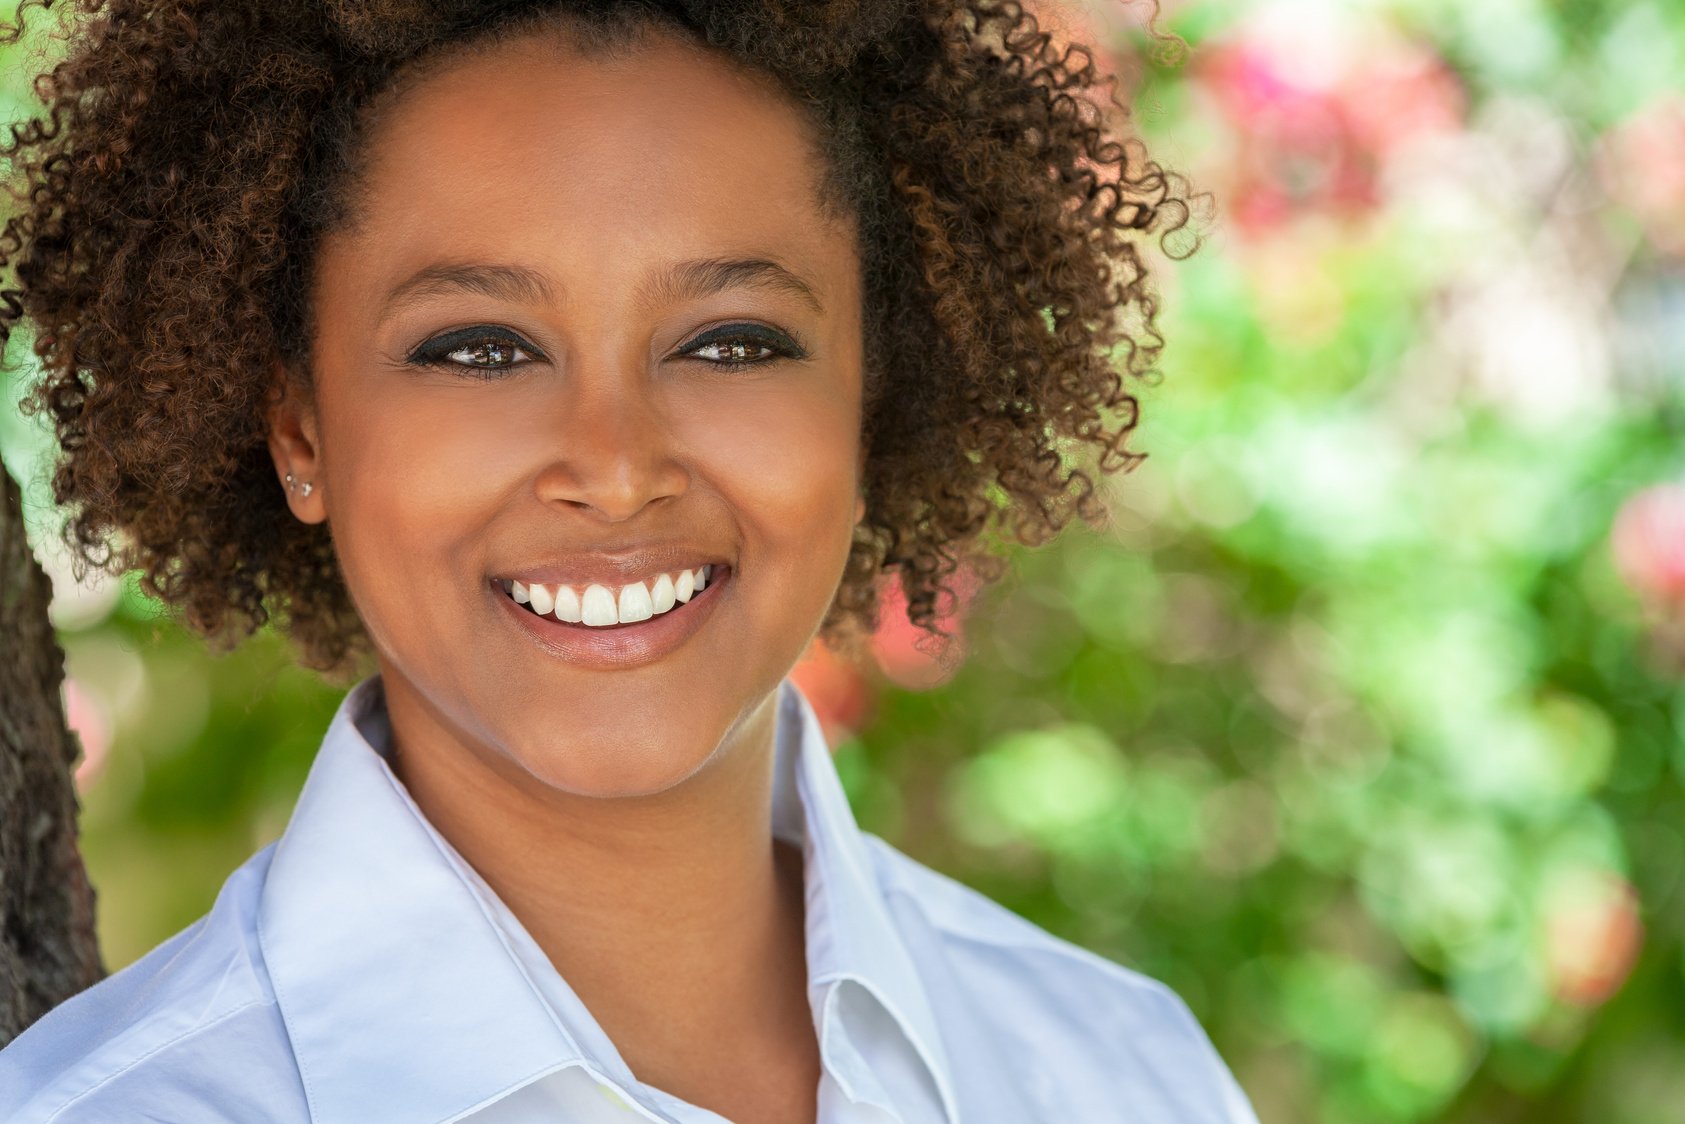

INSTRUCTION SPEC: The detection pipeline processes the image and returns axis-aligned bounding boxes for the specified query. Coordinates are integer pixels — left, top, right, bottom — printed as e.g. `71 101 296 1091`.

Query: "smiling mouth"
496 564 721 629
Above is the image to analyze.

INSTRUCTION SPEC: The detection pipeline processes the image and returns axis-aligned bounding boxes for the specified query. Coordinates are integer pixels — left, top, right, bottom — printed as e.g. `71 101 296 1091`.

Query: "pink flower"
1542 868 1642 1007
869 565 982 692
1191 18 1463 238
1595 94 1685 258
789 639 874 746
63 676 112 794
1612 482 1685 605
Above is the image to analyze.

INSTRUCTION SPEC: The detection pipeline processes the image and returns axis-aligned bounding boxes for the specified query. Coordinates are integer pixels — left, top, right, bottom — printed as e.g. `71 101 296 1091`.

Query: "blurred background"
3 0 1683 1120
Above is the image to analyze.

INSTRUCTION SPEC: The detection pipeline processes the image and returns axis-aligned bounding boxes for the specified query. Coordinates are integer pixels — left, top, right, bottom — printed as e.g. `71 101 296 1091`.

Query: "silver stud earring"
284 472 314 498
300 480 314 497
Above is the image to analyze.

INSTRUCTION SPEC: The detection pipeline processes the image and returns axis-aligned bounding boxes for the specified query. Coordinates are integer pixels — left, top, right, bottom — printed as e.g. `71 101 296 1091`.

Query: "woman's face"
275 26 864 796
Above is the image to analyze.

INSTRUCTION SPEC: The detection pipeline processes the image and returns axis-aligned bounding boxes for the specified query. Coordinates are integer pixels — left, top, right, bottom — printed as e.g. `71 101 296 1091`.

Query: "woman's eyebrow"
376 255 825 325
642 256 826 316
380 262 556 320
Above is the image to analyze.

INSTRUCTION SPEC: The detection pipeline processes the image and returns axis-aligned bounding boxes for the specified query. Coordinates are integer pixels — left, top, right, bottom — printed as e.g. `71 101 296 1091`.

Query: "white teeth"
553 584 582 623
617 581 654 624
527 583 554 616
508 568 715 626
581 584 618 627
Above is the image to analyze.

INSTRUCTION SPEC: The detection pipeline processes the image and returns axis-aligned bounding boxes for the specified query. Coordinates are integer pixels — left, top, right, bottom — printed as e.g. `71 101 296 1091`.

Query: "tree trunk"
0 468 104 1045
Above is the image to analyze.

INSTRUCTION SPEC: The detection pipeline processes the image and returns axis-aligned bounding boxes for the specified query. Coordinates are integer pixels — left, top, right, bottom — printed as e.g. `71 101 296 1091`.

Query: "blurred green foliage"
4 1 1685 1121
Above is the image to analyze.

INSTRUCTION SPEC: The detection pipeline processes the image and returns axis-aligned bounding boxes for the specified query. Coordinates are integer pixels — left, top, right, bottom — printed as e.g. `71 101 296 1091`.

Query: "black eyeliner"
404 325 545 367
679 322 808 359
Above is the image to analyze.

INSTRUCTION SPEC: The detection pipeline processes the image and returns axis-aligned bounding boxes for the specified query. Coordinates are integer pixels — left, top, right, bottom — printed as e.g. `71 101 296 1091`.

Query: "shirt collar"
258 676 958 1124
772 678 960 1124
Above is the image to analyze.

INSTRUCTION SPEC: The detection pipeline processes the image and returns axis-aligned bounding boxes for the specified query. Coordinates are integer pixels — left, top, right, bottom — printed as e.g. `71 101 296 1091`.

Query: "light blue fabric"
0 676 1261 1124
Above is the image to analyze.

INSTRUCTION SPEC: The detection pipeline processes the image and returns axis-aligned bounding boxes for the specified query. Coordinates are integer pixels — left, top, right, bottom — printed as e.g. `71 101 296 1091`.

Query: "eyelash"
403 323 808 378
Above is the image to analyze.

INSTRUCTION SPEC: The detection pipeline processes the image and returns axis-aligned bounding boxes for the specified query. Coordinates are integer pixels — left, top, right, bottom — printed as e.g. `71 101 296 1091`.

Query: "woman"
0 1 1254 1121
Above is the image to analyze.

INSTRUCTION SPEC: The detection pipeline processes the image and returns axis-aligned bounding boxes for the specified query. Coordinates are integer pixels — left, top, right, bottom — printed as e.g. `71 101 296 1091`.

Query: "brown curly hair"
0 0 1196 675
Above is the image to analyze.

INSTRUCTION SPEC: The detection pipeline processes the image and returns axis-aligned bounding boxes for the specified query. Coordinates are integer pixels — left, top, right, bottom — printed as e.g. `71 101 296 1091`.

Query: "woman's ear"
265 362 327 525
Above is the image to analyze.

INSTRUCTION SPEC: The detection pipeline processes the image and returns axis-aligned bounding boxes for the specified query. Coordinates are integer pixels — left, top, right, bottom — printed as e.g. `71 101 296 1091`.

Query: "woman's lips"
491 564 730 669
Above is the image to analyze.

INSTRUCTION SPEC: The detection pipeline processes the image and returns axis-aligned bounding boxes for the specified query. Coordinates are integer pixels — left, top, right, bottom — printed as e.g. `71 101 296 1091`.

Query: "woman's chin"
501 732 723 800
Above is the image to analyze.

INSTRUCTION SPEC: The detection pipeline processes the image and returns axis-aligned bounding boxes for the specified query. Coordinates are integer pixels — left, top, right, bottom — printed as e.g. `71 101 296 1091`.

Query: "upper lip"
493 546 727 589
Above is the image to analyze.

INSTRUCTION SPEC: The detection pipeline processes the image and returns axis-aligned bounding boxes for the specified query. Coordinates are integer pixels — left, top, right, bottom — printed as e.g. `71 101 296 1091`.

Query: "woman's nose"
530 374 689 523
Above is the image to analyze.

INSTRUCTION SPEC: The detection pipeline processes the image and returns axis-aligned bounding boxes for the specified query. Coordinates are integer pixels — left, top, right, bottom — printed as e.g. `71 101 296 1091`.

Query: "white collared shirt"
0 677 1260 1124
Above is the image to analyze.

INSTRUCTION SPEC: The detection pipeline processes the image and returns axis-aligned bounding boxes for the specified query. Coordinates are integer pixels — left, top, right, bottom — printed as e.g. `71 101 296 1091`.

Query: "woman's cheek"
319 378 504 630
682 376 860 536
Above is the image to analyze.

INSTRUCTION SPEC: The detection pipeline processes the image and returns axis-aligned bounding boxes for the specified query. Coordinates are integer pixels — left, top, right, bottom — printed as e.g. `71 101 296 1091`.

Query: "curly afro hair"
1 0 1196 675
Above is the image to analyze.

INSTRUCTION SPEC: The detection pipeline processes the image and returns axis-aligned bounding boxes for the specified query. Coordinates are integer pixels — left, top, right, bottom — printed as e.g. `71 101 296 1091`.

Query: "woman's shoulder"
0 844 307 1124
859 832 1262 1124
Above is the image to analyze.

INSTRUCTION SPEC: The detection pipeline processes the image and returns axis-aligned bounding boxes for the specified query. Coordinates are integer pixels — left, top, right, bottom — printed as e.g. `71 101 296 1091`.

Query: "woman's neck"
377 672 820 1121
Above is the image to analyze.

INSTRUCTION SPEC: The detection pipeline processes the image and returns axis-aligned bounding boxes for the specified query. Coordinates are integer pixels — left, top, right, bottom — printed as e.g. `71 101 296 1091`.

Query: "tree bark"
0 467 104 1045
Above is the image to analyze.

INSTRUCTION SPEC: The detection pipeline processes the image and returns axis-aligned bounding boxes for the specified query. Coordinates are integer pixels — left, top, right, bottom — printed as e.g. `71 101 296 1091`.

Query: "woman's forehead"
338 30 840 250
310 28 857 324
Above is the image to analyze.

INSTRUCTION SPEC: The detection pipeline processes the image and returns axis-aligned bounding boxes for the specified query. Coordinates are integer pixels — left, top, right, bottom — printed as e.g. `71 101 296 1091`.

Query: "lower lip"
491 568 730 670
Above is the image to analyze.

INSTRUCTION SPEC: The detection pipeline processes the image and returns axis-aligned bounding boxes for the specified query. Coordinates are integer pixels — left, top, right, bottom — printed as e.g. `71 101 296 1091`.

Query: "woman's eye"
405 328 543 376
690 338 775 365
679 324 807 371
403 323 804 376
